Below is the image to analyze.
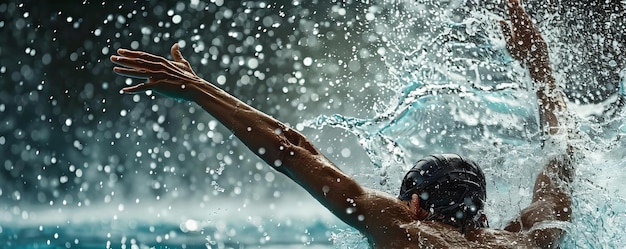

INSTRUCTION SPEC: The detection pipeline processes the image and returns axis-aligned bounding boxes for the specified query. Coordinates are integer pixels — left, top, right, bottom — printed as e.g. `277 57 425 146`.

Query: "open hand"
111 43 202 101
499 0 549 68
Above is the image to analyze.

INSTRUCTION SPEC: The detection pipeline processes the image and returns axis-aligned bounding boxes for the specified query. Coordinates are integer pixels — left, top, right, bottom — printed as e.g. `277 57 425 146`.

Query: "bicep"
280 145 407 232
508 158 572 247
273 139 367 222
530 158 572 218
504 199 568 248
246 126 407 232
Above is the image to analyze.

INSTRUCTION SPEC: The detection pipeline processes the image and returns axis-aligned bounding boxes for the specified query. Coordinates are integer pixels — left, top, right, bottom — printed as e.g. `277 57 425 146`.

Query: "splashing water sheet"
0 0 624 248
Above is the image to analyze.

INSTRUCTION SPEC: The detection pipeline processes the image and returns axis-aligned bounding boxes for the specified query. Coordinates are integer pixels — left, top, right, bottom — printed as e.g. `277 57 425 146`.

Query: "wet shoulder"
371 221 538 249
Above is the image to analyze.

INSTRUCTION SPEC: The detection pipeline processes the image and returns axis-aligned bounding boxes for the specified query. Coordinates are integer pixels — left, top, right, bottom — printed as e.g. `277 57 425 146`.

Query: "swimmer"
111 0 573 247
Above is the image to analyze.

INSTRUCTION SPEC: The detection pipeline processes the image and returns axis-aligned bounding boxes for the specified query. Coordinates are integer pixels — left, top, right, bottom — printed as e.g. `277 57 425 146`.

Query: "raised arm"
110 44 402 235
499 0 566 136
499 0 573 247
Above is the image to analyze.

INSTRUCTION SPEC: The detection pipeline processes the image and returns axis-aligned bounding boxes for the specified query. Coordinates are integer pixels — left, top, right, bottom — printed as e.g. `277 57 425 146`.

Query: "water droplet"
247 58 258 69
172 15 182 24
345 207 355 214
303 57 313 66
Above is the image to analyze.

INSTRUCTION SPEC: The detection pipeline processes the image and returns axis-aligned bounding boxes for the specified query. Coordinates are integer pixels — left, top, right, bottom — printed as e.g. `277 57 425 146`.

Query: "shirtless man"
111 0 573 248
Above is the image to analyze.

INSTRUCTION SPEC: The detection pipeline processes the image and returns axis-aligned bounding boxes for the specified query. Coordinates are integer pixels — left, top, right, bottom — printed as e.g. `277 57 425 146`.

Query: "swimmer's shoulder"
469 227 541 249
370 221 539 249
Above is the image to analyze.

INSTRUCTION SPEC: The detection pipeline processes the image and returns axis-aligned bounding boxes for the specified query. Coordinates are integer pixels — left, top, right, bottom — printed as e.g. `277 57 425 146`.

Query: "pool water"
1 0 625 248
1 198 342 248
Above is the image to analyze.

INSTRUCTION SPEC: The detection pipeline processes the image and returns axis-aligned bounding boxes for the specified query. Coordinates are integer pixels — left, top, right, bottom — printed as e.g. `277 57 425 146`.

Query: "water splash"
307 1 537 195
1 0 624 248
309 0 626 247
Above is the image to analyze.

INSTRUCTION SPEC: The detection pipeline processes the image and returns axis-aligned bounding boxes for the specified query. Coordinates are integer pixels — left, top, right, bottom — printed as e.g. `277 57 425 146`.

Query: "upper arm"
281 137 409 232
190 83 405 232
271 128 410 234
501 2 573 247
189 79 410 234
174 49 408 235
505 157 572 248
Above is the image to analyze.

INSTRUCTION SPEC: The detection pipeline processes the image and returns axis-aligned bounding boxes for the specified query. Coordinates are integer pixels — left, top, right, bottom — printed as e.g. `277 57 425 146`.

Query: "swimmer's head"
398 154 488 230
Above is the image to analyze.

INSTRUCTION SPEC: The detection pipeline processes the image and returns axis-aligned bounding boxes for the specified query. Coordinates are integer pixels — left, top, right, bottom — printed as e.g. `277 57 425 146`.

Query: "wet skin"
111 0 573 248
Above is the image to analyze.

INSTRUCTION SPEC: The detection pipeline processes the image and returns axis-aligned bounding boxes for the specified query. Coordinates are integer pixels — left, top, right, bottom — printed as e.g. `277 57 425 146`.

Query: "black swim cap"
398 154 487 229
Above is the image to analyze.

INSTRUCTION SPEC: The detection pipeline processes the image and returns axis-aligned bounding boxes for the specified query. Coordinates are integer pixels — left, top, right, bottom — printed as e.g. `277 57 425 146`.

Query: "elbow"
276 125 320 156
261 125 320 169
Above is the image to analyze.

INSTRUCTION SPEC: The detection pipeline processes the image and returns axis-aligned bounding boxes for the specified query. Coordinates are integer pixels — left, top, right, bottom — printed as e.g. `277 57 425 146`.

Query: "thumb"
171 43 185 62
499 20 512 45
499 20 517 56
170 42 197 76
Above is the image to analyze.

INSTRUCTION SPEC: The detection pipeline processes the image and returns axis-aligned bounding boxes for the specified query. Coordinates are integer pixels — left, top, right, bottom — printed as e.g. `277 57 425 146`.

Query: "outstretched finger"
110 55 163 71
117 48 168 64
505 0 522 20
122 83 152 93
113 67 151 79
505 0 519 15
507 0 532 29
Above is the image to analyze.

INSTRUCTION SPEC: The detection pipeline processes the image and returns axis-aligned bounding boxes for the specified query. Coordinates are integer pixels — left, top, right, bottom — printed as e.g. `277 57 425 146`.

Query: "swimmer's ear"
411 194 420 213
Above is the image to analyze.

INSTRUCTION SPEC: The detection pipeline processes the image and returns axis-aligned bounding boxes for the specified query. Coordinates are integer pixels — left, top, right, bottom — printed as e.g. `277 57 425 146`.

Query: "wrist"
184 78 209 101
524 38 550 71
528 62 553 82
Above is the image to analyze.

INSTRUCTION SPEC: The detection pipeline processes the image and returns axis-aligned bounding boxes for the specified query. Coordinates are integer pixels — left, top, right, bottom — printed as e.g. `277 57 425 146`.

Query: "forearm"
528 56 573 189
528 58 567 135
187 79 374 228
526 63 574 239
186 79 321 170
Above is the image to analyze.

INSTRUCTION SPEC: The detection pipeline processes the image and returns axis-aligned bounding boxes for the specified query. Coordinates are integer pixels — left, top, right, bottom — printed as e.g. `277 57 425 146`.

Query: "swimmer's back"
372 222 542 249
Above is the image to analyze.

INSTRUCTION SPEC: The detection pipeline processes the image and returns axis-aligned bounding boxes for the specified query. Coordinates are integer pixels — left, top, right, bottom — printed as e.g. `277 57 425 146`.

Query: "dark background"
0 0 384 208
0 0 623 216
